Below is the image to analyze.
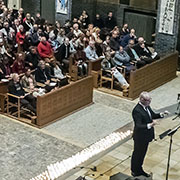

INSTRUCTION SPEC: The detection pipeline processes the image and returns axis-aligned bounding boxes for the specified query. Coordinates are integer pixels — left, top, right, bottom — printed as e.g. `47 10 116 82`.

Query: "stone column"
155 0 180 55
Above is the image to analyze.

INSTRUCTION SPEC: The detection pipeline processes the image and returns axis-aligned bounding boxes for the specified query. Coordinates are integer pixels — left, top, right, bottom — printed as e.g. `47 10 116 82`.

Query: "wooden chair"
6 93 36 122
7 93 21 118
0 93 7 113
100 69 114 90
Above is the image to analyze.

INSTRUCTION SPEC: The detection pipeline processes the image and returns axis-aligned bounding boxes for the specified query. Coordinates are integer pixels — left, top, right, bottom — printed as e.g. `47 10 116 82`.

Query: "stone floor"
1 74 180 180
67 75 180 180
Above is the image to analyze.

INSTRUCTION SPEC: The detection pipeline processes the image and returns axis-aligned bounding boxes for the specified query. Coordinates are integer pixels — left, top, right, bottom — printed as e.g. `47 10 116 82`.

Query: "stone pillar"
155 0 180 55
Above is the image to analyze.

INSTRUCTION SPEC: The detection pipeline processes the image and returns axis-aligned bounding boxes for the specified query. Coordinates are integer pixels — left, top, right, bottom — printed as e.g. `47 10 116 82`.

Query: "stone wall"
155 0 180 55
22 0 41 17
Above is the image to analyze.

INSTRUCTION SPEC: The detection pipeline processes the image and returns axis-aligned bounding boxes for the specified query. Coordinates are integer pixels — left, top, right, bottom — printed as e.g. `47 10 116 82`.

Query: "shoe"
141 171 151 177
131 171 151 178
131 172 141 177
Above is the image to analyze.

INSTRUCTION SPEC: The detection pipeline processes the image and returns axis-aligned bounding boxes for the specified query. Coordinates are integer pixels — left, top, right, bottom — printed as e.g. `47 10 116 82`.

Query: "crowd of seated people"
0 0 160 115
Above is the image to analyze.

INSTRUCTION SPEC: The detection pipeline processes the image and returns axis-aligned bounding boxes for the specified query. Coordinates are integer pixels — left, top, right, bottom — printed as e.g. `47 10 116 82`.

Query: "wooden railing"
128 52 178 99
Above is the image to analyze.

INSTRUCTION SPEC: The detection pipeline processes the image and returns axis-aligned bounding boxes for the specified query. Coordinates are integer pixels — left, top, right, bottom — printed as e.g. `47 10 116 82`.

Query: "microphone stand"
165 124 180 180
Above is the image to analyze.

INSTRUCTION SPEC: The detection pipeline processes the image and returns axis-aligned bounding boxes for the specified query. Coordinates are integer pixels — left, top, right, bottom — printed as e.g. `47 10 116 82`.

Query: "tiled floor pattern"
67 115 180 180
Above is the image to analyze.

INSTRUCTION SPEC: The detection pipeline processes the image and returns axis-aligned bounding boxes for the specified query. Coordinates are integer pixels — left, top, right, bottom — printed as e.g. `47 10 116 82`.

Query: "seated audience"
35 60 51 84
74 45 88 76
37 36 53 63
84 40 99 61
93 14 104 29
119 23 129 39
8 73 36 114
50 59 69 87
104 11 116 31
101 51 129 89
124 39 146 69
112 46 135 73
20 68 37 90
73 23 82 38
110 30 120 51
16 24 25 52
12 52 25 74
121 28 137 48
55 37 71 72
25 46 40 69
133 37 156 64
0 55 11 78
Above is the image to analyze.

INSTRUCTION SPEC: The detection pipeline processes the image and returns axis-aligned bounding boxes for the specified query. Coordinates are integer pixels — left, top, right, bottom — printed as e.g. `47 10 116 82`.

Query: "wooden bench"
88 58 102 88
1 76 93 127
128 51 178 99
36 76 93 127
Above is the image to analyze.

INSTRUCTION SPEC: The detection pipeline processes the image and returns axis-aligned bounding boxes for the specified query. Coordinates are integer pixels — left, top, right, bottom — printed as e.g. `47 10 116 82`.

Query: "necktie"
145 107 152 120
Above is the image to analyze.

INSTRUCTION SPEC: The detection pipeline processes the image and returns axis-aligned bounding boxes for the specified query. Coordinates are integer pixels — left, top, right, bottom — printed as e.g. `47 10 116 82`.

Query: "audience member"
125 39 146 69
121 28 137 48
12 52 25 74
8 73 36 114
104 11 116 31
25 46 40 69
93 14 104 29
84 40 99 61
37 36 53 63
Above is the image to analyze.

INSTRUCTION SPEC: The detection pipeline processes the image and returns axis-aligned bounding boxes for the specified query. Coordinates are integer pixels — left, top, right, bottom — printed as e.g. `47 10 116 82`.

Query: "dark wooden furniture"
36 76 93 127
0 81 8 113
128 52 178 99
88 59 102 88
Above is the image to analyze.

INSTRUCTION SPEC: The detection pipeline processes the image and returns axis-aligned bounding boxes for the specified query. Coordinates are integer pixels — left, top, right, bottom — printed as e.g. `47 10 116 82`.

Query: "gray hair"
139 91 151 103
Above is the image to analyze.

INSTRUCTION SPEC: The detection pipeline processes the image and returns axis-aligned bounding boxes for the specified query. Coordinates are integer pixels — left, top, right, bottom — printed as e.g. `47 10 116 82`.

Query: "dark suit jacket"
133 43 152 58
35 67 51 83
124 46 136 61
54 44 70 62
132 103 161 143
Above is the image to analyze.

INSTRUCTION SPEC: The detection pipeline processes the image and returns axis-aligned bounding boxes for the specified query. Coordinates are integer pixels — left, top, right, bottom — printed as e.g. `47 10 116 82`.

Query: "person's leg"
20 98 36 114
131 140 149 174
25 94 37 109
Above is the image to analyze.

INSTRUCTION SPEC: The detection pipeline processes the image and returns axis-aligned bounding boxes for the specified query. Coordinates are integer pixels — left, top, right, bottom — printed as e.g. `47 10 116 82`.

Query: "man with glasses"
131 91 169 177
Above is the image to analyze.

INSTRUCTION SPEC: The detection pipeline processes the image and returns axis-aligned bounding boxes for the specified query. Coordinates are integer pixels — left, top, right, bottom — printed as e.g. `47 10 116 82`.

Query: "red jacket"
12 60 25 74
37 41 53 58
16 31 25 45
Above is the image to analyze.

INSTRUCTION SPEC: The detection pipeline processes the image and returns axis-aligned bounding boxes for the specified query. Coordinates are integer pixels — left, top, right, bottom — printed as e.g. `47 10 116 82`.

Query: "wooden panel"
130 0 157 10
124 11 155 44
0 82 8 113
128 52 178 99
36 76 93 126
41 0 55 24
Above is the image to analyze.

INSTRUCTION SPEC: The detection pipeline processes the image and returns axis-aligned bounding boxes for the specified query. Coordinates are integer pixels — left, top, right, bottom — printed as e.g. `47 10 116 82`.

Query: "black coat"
124 46 136 61
25 52 40 69
35 67 51 83
133 43 152 58
54 44 70 62
132 103 161 143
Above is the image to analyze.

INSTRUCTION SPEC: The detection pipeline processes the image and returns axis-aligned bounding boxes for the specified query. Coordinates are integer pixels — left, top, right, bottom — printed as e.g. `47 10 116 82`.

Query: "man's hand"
150 120 159 128
164 110 170 116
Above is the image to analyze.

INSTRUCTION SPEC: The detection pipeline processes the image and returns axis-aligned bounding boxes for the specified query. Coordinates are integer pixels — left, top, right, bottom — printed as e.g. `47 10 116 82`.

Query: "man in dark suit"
131 91 169 177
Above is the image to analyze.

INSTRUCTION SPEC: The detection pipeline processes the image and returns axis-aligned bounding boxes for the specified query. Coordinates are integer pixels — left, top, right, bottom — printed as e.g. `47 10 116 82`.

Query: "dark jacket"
104 16 116 30
25 52 40 69
133 43 152 58
35 67 51 83
132 103 161 142
54 43 70 62
109 37 119 51
8 80 25 102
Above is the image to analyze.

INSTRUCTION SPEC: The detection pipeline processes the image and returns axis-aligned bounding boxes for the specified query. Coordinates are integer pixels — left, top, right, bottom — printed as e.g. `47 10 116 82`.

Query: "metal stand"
165 125 180 180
